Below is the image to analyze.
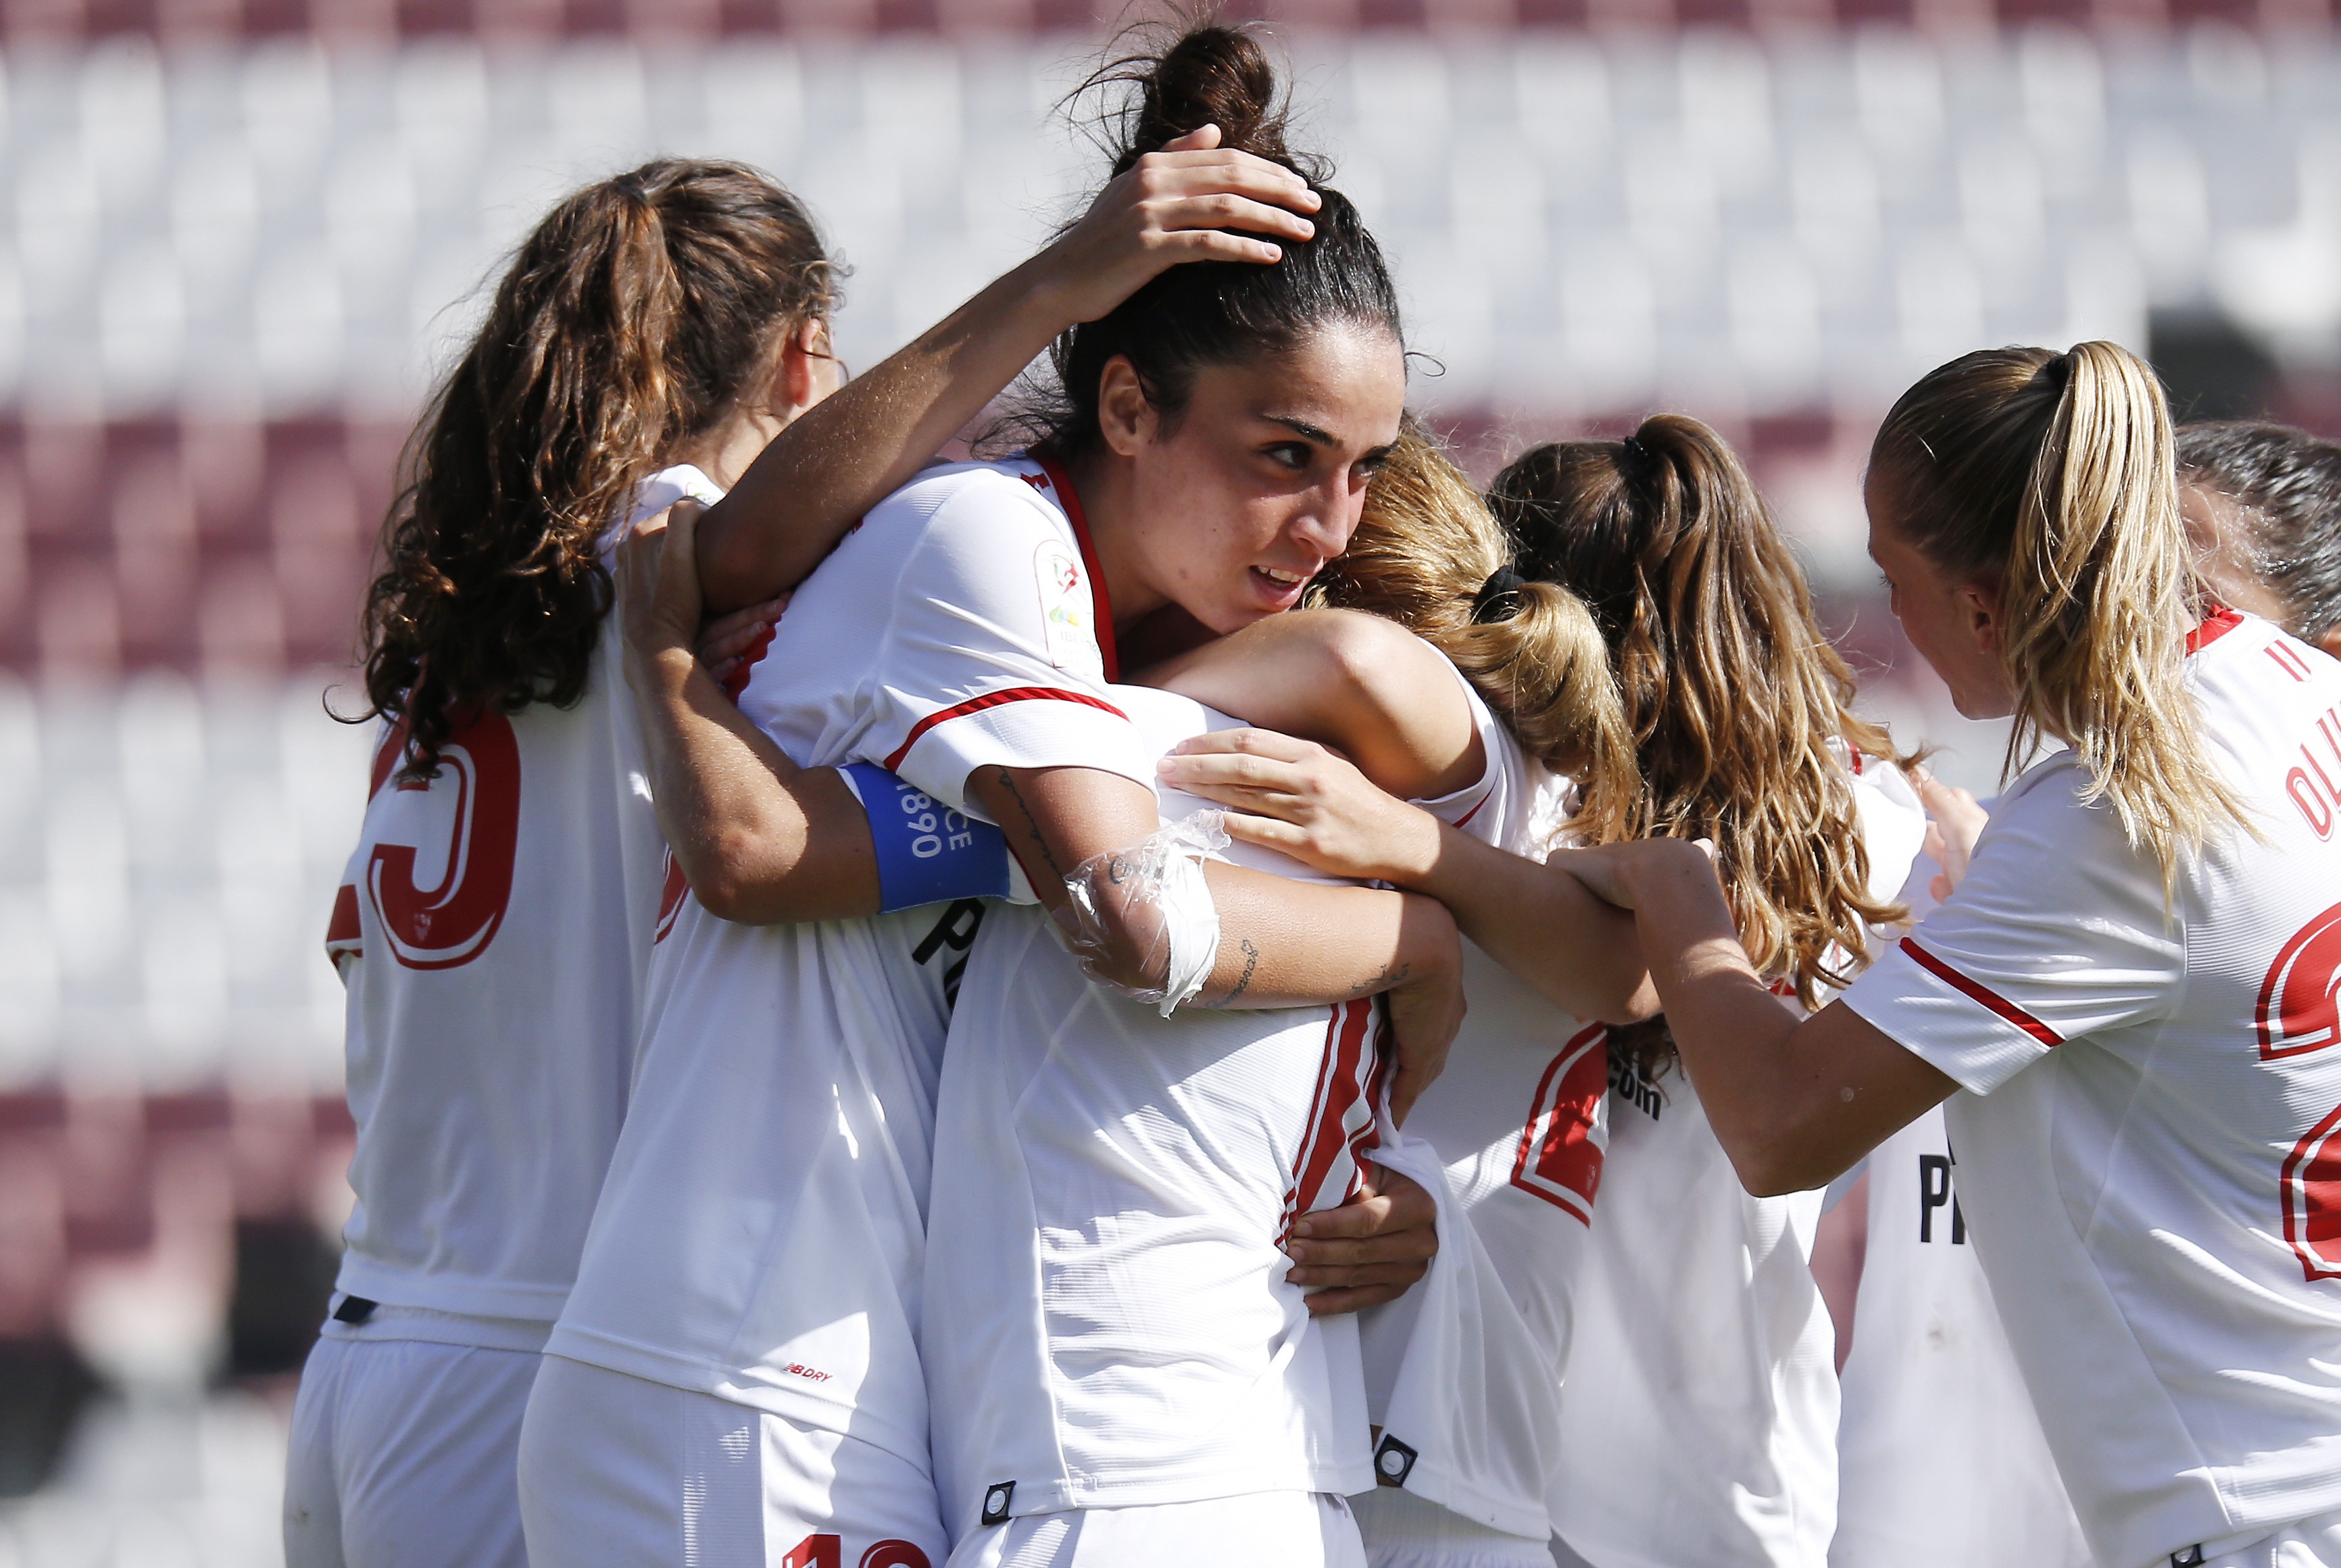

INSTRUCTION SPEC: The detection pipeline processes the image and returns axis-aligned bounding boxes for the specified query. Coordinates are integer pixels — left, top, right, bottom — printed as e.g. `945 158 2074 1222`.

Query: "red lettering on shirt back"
2265 902 2341 1280
2269 641 2316 682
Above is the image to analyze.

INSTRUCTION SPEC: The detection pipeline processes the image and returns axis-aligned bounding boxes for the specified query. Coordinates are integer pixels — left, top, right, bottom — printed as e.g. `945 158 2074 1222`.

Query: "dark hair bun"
1091 22 1328 183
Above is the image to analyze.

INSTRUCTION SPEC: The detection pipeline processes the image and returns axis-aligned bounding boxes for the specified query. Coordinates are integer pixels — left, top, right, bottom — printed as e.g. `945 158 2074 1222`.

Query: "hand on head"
1041 124 1321 325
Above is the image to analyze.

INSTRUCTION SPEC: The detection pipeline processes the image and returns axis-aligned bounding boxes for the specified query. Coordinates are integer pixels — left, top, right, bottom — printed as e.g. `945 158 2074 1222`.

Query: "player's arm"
1559 837 1956 1196
1158 731 1656 1025
695 128 1322 612
1137 609 1485 800
620 503 880 925
964 764 1464 1125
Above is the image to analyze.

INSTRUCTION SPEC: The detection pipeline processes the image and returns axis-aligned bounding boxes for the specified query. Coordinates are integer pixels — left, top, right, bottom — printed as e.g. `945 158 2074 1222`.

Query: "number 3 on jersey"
1510 1024 1608 1224
2263 900 2341 1279
353 709 523 971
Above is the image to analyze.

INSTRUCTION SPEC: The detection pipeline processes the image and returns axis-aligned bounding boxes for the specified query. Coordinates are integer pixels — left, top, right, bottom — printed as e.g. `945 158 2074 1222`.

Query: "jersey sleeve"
1837 759 2185 1095
1408 664 1525 846
862 471 1154 818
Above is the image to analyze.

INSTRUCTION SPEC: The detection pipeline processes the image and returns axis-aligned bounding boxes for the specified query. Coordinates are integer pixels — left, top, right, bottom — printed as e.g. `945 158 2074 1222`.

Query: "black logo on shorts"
2171 1550 2205 1567
1373 1434 1419 1488
981 1481 1015 1526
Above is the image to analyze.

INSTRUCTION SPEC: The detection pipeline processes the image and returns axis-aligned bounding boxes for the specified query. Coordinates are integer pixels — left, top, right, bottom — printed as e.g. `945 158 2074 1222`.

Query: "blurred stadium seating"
0 5 2335 1561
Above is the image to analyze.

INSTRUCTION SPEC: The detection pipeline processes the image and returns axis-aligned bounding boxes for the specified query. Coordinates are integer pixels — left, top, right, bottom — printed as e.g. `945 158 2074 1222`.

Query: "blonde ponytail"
1310 426 1639 846
1871 342 2254 886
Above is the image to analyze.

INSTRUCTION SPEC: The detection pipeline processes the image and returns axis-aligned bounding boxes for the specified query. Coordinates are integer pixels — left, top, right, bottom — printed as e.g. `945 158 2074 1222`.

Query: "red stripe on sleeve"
1900 935 2063 1048
881 687 1131 773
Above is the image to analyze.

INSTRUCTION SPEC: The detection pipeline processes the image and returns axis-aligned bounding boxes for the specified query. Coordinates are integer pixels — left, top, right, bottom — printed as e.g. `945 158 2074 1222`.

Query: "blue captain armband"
841 763 1012 913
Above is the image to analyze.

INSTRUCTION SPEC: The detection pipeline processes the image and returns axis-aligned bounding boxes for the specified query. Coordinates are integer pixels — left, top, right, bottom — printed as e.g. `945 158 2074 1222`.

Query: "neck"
1062 449 1167 629
676 406 795 492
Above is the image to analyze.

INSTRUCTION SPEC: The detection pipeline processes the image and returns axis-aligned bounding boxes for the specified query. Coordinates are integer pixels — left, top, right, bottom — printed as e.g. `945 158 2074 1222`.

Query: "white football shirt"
1829 1102 2094 1568
922 683 1391 1540
1840 612 2341 1568
1356 700 1606 1559
1550 750 1929 1568
321 466 718 1335
547 458 1153 1468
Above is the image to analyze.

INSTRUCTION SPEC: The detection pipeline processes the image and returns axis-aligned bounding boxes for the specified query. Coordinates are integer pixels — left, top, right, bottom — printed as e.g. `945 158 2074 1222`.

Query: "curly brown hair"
1491 415 1907 1035
359 158 837 776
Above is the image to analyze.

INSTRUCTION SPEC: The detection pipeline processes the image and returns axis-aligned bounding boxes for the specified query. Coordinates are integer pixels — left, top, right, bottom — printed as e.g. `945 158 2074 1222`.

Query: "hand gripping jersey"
922 684 1400 1541
546 458 1152 1472
320 464 718 1336
1550 751 1929 1568
1829 1102 2094 1568
1839 614 2341 1568
1352 707 1608 1568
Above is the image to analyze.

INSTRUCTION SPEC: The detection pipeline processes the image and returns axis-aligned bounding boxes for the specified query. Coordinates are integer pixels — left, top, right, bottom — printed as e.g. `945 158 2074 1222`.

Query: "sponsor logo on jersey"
1610 1047 1664 1123
1919 1152 1969 1244
781 1361 833 1384
1033 539 1103 680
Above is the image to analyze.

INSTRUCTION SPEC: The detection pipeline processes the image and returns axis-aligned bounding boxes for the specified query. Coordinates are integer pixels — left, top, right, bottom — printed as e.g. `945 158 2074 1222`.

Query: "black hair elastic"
1473 565 1525 623
1619 434 1649 464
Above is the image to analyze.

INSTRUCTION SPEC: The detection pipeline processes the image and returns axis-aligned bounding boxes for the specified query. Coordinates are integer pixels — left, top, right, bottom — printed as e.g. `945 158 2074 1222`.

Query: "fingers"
1284 1227 1439 1269
1216 812 1311 853
1158 124 1223 152
1138 145 1320 213
1301 1273 1429 1317
1169 727 1319 762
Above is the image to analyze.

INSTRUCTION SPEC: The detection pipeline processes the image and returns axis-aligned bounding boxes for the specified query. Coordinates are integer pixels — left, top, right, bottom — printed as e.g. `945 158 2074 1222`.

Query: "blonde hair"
1310 426 1638 846
1489 414 1905 1012
1870 342 2254 886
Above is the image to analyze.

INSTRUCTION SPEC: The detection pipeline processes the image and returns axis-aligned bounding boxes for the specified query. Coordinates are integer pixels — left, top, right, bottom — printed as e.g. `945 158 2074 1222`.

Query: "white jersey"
320 465 718 1333
1829 1103 2095 1568
547 458 1152 1468
1839 612 2341 1568
923 683 1406 1540
1550 752 1929 1568
1355 708 1606 1557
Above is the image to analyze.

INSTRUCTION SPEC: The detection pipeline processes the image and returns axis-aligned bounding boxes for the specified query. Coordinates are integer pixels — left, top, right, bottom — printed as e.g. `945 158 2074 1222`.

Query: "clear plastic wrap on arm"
1054 811 1231 1016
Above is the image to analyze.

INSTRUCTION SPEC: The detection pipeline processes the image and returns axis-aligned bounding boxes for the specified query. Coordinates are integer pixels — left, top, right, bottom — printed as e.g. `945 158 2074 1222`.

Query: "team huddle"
280 22 2341 1568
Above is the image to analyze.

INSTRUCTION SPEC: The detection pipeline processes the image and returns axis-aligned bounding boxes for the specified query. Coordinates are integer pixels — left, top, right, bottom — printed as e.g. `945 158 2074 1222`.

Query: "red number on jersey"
365 708 522 970
2263 901 2341 1279
861 1544 933 1568
781 1536 840 1568
1510 1023 1608 1225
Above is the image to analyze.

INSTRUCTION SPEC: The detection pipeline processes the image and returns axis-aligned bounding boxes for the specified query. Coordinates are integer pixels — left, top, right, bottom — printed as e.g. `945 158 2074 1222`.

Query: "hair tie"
1473 565 1525 623
1619 434 1649 464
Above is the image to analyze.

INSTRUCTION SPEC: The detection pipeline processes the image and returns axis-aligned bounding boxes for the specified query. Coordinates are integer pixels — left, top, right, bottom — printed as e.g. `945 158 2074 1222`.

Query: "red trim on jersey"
1901 935 2063 1048
1035 456 1118 682
881 687 1131 773
1282 998 1376 1242
2186 604 2244 655
722 623 777 704
1453 791 1491 829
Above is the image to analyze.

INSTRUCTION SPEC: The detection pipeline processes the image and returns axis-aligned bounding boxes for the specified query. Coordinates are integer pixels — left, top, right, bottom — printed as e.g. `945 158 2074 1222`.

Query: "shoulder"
1289 608 1467 722
870 460 1064 537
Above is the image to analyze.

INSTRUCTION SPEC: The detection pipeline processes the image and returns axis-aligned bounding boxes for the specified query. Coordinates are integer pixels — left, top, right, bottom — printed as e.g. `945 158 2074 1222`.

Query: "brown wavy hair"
359 159 838 776
1491 414 1906 1028
1309 425 1637 845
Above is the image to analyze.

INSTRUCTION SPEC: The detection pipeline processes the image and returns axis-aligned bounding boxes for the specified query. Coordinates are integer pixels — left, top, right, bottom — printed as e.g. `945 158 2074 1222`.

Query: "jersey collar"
1035 455 1120 683
2186 603 2244 656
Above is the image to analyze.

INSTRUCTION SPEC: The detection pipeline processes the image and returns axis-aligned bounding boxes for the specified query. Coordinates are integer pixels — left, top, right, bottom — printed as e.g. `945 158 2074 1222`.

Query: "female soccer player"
521 27 1468 1568
305 130 1329 1568
1562 342 2341 1568
1162 414 1931 1568
286 159 842 1568
2176 420 2341 658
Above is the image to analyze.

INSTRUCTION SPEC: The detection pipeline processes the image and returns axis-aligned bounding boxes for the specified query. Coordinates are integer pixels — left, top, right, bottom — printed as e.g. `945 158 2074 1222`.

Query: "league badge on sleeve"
1034 540 1103 681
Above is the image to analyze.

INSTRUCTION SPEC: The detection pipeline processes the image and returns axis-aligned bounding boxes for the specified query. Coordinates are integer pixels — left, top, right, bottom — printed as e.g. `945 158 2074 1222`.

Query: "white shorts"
283 1332 539 1568
946 1492 1366 1568
1350 1487 1550 1568
2198 1509 2341 1568
518 1352 947 1568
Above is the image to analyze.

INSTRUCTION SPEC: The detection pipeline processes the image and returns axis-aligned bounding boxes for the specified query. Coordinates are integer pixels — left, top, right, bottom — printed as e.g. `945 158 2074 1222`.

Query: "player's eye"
1263 442 1312 472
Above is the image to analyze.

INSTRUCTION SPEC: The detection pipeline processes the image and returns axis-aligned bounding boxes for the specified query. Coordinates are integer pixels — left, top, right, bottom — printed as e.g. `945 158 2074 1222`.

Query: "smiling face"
1864 472 2020 721
1086 322 1409 637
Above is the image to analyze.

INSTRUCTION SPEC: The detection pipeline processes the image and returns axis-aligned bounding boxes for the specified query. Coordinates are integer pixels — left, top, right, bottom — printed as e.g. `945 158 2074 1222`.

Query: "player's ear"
771 316 833 422
1095 356 1157 460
